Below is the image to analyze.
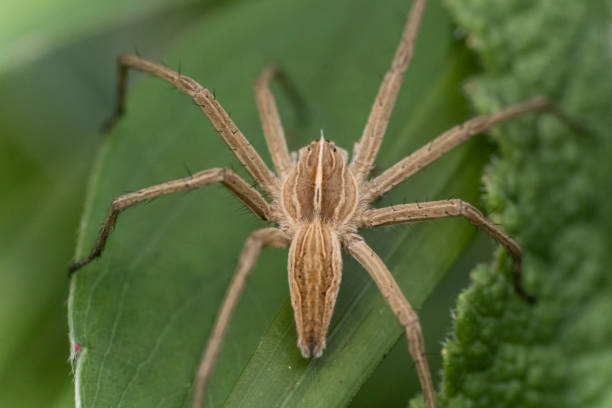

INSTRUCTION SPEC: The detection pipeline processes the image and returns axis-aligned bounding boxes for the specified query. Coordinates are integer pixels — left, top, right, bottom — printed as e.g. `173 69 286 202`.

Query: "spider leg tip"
67 264 79 277
524 294 537 305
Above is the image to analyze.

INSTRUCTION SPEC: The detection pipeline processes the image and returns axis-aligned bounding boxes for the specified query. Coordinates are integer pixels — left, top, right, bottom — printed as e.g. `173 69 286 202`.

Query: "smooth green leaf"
68 0 504 406
414 1 612 407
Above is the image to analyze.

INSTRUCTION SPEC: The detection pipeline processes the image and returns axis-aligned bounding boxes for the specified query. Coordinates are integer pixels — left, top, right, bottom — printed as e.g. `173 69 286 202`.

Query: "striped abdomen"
287 222 342 358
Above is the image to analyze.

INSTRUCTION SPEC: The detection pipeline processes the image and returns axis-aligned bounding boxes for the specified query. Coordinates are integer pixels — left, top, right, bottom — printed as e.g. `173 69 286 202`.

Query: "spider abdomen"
280 137 358 226
287 222 342 358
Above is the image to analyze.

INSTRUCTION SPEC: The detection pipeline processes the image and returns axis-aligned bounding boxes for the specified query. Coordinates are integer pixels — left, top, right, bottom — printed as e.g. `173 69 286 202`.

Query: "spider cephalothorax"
280 136 358 228
70 0 555 407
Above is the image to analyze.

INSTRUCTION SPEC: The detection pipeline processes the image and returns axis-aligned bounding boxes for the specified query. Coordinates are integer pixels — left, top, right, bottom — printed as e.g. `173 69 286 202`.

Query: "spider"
69 0 561 407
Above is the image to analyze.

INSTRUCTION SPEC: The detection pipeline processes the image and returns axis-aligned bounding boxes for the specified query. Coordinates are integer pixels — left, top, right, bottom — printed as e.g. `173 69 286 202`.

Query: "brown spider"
69 0 556 406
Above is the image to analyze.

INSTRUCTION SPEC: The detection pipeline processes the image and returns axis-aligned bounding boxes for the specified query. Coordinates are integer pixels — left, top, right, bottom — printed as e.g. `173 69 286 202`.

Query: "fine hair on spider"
69 0 576 407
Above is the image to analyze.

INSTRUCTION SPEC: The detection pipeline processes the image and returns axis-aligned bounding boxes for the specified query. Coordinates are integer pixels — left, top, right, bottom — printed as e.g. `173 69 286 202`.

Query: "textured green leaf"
67 0 513 406
409 1 612 407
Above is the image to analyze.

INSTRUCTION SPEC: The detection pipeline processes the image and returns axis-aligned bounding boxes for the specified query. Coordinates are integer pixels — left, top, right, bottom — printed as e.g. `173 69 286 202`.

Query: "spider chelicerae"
69 0 560 406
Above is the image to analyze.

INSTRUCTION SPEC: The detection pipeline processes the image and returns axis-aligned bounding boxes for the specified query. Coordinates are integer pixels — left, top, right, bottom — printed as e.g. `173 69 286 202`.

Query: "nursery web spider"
69 0 564 406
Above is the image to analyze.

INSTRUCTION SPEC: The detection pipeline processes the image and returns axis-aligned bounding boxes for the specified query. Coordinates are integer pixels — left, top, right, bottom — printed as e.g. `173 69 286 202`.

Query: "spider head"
280 131 358 225
297 131 349 164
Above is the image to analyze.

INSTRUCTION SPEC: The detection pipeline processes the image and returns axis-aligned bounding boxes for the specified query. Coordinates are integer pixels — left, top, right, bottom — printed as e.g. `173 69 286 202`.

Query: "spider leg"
254 65 308 177
363 98 552 202
358 199 535 302
349 0 427 182
193 228 290 408
103 54 279 194
342 233 436 408
68 168 274 275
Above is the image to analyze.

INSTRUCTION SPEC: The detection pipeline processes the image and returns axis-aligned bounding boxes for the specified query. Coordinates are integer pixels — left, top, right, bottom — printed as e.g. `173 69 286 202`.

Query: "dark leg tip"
523 293 537 305
101 117 116 133
67 263 79 277
67 252 99 277
101 108 124 133
516 287 537 305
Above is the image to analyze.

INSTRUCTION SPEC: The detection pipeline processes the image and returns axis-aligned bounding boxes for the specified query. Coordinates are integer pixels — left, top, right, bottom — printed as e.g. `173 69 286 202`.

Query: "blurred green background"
1 0 609 407
1 1 217 406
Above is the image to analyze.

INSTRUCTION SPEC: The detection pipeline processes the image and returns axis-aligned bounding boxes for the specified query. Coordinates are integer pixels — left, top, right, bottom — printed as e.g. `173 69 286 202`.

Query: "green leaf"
417 1 612 407
68 0 507 406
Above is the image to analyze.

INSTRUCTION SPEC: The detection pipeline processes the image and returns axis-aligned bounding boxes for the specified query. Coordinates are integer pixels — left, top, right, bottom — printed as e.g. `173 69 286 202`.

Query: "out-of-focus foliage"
0 0 202 75
411 0 612 407
0 1 217 407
